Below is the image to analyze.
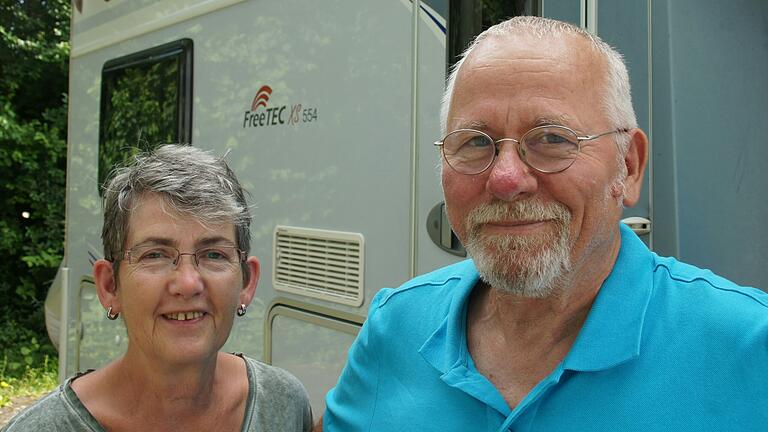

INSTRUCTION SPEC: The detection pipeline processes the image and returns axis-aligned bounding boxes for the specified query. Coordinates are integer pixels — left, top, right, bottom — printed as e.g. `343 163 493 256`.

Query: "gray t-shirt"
1 355 312 431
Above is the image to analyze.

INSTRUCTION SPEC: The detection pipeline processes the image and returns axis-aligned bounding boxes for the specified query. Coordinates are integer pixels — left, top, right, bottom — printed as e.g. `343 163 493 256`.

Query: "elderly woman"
2 145 312 431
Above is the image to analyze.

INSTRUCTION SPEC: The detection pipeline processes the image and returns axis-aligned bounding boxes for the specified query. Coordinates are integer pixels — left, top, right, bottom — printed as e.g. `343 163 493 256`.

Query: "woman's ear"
93 259 120 314
239 257 260 307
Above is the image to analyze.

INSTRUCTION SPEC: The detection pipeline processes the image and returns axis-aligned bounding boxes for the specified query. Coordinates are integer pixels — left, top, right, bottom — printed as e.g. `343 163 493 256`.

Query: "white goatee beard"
462 198 573 298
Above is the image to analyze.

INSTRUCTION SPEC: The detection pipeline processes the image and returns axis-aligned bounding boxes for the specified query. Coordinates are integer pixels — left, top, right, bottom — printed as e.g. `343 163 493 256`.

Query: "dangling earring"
106 306 119 320
236 304 247 317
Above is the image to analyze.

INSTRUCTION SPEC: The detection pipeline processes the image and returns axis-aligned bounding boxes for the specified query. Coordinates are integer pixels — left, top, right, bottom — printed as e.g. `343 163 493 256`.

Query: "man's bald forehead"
464 31 603 72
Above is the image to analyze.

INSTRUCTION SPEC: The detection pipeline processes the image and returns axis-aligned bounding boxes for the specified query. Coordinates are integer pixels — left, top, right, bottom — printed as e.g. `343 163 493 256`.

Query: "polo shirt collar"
418 259 479 373
418 224 654 399
563 224 654 371
417 260 513 412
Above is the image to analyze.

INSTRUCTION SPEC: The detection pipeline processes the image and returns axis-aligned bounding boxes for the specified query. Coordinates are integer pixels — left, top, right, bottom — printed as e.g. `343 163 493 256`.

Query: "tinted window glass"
447 0 540 70
98 39 192 191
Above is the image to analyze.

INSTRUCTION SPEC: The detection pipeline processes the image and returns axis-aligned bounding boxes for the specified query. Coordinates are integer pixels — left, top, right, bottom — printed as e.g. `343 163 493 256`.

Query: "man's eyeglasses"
434 125 628 175
120 245 246 274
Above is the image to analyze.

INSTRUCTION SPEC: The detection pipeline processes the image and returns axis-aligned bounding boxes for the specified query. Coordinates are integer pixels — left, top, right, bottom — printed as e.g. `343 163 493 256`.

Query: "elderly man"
320 16 768 431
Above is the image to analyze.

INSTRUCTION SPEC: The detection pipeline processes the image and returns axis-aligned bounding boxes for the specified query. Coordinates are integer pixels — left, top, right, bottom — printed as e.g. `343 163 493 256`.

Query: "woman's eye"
200 249 229 261
140 249 170 261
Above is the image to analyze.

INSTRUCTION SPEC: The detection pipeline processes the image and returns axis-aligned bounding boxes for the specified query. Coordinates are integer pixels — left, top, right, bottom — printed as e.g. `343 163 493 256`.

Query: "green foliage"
0 317 58 409
0 322 48 372
0 355 58 408
0 0 70 378
0 0 70 111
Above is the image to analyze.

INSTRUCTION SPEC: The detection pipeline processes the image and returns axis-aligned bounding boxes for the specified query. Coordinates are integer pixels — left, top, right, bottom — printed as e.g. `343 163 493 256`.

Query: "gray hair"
101 144 252 280
440 16 637 154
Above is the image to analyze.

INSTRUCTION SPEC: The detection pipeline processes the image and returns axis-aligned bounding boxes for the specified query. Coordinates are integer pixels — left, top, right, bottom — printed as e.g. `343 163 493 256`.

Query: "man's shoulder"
374 259 477 307
651 254 768 320
359 259 477 340
652 255 767 302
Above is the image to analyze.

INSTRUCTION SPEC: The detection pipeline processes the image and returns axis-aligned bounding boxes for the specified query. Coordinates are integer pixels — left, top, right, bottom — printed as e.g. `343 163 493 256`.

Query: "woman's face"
111 194 256 366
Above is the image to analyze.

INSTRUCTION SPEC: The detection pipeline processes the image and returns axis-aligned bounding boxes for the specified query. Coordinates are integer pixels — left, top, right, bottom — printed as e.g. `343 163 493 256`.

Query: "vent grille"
273 226 364 306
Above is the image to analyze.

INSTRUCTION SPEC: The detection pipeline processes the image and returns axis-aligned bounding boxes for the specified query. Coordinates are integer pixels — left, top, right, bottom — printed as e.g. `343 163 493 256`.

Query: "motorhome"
46 0 767 415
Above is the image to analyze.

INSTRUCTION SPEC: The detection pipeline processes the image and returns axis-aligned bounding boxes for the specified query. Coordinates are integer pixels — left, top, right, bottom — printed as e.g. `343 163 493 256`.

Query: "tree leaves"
0 0 69 377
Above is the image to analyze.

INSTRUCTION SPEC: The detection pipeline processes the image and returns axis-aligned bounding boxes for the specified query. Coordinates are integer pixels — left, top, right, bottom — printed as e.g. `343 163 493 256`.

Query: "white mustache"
466 198 571 229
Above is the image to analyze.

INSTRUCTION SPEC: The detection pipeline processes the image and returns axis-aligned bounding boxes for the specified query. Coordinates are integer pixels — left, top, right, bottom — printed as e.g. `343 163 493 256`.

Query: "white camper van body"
48 0 768 416
54 0 457 413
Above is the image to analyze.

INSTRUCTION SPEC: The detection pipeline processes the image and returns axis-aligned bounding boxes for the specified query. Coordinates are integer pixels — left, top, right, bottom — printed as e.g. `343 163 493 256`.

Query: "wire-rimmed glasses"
434 125 628 175
121 244 246 275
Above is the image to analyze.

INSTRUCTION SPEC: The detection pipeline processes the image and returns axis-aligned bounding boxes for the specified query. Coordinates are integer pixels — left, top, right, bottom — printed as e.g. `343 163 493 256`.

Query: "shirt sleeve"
323 288 391 431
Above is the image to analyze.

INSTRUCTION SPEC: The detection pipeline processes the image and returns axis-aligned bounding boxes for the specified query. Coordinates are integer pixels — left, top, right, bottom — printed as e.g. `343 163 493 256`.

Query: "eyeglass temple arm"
577 128 630 141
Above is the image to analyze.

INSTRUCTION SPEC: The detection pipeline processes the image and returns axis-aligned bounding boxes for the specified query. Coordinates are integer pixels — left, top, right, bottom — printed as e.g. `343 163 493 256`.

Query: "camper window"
98 39 193 192
447 0 540 70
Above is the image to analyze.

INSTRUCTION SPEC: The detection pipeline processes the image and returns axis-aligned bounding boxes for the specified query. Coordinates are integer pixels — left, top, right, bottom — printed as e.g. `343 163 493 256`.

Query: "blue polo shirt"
324 224 768 431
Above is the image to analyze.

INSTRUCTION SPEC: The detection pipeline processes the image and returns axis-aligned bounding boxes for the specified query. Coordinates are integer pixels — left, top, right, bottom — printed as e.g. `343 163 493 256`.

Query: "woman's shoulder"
1 383 94 432
240 355 313 432
242 355 309 399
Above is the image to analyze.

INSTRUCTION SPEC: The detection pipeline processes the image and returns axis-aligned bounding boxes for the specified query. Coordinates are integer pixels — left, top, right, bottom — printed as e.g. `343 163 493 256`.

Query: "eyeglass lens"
127 245 241 274
441 126 580 174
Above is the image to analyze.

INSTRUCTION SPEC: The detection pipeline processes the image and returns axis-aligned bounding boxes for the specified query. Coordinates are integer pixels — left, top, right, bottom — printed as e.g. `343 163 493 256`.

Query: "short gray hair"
101 144 251 279
440 16 637 153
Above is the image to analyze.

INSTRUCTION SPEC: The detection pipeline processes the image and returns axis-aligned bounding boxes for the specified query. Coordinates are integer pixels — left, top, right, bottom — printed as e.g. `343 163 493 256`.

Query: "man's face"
442 34 628 297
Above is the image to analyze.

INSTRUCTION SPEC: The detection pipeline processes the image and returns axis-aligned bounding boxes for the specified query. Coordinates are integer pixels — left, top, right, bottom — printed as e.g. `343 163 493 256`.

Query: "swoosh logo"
251 85 272 110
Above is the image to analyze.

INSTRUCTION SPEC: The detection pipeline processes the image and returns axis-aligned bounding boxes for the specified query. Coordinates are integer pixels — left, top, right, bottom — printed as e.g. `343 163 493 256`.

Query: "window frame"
97 38 193 190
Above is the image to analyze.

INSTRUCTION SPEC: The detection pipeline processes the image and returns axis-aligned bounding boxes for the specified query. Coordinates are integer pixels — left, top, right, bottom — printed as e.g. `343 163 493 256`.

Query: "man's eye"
464 135 492 148
527 132 574 150
541 133 569 144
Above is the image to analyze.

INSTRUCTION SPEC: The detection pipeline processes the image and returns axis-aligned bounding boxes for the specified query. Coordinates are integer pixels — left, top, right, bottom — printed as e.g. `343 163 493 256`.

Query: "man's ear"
621 128 649 207
93 259 120 314
239 257 260 307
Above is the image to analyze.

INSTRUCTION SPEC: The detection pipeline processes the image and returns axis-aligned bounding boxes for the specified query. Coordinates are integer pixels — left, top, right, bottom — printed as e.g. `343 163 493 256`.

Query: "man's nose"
486 143 538 201
168 254 204 298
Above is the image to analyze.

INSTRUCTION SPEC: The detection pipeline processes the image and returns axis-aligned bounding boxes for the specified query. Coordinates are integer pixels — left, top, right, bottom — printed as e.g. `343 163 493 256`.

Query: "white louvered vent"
273 226 364 307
